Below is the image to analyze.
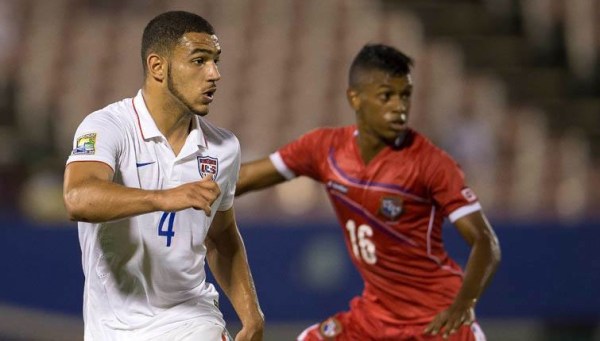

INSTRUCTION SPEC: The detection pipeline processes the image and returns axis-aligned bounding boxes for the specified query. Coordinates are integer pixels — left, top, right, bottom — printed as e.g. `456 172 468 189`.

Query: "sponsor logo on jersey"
198 156 219 178
461 187 477 202
73 133 96 155
379 196 403 221
319 317 342 338
327 180 348 194
136 161 156 168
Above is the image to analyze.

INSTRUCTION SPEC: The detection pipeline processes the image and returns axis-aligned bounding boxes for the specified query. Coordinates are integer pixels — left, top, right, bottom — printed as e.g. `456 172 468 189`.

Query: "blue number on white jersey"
158 212 176 246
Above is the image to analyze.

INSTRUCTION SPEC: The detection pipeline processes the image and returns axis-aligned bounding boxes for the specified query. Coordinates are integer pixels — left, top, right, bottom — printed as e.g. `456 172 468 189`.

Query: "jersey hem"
270 152 296 180
66 157 116 173
448 202 482 223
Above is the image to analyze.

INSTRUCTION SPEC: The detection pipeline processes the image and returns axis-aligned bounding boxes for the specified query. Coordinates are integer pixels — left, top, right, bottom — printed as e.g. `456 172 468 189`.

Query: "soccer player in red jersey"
236 44 501 341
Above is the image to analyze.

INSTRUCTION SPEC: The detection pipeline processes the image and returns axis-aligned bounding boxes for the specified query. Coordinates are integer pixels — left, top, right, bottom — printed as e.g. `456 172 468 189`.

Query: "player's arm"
453 210 500 307
237 129 328 196
425 210 500 338
206 207 264 341
236 157 287 196
63 161 219 222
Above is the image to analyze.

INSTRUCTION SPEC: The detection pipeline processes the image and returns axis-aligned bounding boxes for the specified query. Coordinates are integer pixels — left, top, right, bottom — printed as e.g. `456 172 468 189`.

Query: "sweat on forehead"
209 35 220 50
178 33 221 51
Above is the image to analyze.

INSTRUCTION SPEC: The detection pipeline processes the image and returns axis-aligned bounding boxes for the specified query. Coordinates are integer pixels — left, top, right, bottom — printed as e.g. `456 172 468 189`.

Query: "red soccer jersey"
273 126 482 325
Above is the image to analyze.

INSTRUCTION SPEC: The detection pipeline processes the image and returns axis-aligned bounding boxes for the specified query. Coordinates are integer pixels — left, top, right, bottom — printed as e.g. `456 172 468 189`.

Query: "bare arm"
236 157 287 196
63 161 220 222
452 211 501 306
206 208 264 341
425 210 501 337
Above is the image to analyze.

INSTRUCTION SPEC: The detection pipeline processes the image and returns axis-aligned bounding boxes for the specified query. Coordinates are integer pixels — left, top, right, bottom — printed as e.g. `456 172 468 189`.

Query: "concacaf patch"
73 133 96 155
319 317 342 338
379 196 404 221
197 156 219 178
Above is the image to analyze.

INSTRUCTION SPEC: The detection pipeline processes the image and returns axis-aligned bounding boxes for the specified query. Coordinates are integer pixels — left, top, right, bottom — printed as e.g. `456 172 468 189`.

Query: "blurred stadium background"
0 0 599 340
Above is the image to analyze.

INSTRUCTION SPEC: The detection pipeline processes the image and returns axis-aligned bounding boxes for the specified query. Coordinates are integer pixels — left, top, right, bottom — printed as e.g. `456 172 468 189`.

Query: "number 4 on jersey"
345 219 377 264
158 212 176 247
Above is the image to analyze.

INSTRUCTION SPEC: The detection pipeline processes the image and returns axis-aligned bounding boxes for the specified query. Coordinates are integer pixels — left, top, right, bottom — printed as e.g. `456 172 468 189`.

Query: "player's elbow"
491 235 501 266
63 187 90 222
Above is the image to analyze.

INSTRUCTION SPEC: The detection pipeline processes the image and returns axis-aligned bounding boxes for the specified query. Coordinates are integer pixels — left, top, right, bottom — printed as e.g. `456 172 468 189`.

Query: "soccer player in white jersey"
63 11 263 341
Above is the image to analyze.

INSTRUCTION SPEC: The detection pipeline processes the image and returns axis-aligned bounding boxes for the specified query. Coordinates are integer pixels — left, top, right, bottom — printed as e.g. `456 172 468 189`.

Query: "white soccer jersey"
66 90 240 341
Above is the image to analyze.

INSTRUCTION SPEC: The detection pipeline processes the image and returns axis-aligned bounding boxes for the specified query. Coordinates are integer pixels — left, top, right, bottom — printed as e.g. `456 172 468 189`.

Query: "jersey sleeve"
218 135 241 211
426 151 481 223
270 128 330 181
66 111 124 171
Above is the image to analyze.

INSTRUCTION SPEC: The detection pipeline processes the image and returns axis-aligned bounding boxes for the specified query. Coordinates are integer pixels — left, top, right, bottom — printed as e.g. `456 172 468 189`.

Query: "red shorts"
296 309 486 341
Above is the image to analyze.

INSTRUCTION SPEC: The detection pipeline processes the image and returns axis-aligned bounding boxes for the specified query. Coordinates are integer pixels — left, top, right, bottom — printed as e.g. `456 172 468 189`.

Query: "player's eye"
192 58 205 65
378 92 392 102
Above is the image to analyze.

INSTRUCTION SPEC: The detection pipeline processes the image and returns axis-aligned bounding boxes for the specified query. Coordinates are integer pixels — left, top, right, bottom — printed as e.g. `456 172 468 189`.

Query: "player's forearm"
207 228 264 329
235 158 287 196
64 178 161 223
454 233 501 306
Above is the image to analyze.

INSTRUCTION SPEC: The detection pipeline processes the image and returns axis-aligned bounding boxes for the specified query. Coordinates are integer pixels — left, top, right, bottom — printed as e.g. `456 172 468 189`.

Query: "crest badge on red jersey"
319 317 342 338
379 196 403 221
197 156 219 178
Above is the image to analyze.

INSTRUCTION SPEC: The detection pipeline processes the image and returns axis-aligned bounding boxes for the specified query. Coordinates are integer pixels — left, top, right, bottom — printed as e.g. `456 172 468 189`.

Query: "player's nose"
207 62 221 82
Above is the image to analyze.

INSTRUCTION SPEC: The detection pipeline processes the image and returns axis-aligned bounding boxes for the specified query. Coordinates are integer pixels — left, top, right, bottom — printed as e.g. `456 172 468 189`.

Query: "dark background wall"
2 219 599 323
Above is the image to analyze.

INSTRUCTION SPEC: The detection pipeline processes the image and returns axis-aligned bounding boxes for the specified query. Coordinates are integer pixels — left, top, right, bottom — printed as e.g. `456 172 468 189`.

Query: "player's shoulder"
410 129 457 164
199 118 240 149
311 125 353 135
79 97 135 130
302 125 354 142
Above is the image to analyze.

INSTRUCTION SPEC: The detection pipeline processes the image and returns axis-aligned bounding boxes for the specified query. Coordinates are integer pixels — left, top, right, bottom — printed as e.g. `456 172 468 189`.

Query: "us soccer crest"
379 196 403 221
197 156 219 178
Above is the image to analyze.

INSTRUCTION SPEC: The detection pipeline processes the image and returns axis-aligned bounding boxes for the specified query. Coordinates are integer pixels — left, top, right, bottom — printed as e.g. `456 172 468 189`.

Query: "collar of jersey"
133 90 207 149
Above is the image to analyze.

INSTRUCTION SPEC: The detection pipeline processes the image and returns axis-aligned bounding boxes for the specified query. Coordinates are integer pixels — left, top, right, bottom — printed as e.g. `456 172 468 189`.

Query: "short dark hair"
141 11 215 74
349 44 413 88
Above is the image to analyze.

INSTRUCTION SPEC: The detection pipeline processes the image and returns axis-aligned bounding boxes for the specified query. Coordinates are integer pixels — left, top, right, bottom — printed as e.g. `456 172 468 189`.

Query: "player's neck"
356 132 387 165
142 87 193 155
164 115 193 156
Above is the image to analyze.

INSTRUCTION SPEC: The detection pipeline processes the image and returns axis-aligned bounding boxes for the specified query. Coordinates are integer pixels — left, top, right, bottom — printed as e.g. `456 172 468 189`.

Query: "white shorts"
148 320 233 341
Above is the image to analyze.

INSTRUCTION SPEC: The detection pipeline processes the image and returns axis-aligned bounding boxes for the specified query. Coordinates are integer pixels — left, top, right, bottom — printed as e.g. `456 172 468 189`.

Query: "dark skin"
349 70 500 338
347 69 413 164
64 32 264 341
237 69 500 339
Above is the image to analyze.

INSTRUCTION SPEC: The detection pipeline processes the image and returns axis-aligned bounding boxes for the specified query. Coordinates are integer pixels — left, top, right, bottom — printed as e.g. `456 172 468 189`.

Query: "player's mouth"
201 88 217 103
386 113 408 131
390 122 406 131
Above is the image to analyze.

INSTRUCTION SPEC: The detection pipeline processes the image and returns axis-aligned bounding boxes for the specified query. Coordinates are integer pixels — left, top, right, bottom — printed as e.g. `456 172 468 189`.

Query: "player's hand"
423 299 476 339
155 174 221 216
234 323 264 341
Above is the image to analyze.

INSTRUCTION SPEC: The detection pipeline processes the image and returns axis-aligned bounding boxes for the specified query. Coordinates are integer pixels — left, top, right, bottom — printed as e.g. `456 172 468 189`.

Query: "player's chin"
192 104 210 116
382 128 405 140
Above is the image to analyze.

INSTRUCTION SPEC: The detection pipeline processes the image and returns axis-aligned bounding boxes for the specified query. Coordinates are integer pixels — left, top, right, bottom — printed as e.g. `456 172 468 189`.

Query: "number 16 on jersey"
345 219 377 264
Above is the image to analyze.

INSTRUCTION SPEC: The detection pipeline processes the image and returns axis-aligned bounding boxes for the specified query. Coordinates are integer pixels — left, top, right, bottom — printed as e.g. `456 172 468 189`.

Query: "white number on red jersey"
345 219 377 264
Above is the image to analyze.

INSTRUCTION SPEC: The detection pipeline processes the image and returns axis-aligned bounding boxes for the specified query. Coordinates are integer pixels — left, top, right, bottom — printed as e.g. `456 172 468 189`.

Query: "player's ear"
347 88 360 111
147 53 166 81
